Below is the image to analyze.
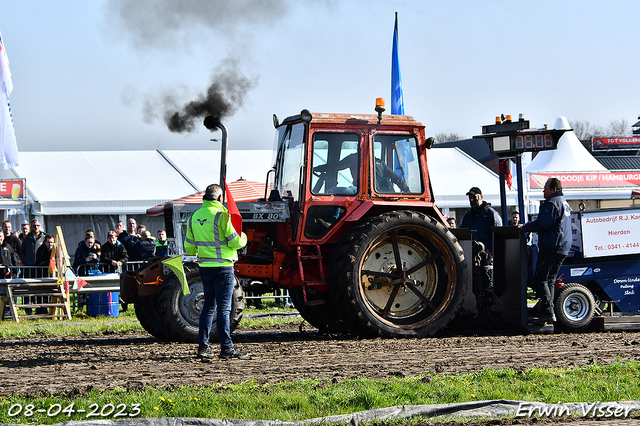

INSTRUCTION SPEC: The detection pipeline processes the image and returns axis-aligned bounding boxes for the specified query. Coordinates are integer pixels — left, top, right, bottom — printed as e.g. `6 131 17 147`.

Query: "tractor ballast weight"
123 102 470 340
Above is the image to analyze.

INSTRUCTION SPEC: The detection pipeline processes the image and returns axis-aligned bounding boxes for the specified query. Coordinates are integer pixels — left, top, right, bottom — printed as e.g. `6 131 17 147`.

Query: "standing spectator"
101 230 128 272
18 222 29 242
118 229 153 261
0 232 20 278
136 224 146 239
155 229 169 257
115 220 126 236
140 230 156 258
35 234 54 267
446 217 456 228
19 219 47 274
520 178 572 325
127 218 137 236
18 219 47 313
84 229 101 250
73 236 99 274
32 234 56 314
2 221 21 253
509 211 520 226
185 184 248 359
461 187 503 255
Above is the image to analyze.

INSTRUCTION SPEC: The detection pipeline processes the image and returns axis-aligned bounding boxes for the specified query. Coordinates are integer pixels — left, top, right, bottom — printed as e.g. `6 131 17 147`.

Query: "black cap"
466 187 482 196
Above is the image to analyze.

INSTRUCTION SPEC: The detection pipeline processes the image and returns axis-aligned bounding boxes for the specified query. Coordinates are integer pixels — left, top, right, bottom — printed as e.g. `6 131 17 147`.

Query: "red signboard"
529 172 640 189
593 136 640 150
0 179 25 200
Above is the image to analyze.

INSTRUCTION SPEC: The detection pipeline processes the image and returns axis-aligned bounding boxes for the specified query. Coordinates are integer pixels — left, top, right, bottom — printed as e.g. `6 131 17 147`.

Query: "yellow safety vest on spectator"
184 199 247 267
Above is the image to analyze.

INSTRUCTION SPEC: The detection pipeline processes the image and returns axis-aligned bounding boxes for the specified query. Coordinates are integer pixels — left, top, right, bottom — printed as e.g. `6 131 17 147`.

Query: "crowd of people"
72 218 170 274
0 218 171 279
0 217 171 316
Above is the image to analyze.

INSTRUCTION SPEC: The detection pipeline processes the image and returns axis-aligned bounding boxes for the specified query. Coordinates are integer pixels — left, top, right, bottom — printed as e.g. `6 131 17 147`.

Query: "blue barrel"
86 292 120 317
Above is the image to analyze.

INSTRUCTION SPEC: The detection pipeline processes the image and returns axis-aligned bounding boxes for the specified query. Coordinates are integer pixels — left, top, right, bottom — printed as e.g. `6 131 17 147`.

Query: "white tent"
527 117 606 173
428 147 517 209
162 149 274 190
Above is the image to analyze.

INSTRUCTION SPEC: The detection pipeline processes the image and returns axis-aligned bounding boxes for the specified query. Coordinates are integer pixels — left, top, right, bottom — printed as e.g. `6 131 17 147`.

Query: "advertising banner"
529 171 640 189
0 178 25 200
581 209 640 258
593 136 640 150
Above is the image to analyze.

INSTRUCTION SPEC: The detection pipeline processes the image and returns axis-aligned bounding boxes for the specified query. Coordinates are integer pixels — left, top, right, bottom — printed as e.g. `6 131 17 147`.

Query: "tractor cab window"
373 134 423 194
274 122 306 201
311 132 360 195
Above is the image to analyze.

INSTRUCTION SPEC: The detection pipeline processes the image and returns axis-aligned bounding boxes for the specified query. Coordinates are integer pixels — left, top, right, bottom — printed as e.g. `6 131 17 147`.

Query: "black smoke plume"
154 61 256 133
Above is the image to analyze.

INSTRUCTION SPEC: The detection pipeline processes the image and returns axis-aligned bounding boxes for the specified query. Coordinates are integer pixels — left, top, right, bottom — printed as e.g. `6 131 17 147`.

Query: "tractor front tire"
157 266 245 343
330 210 467 338
135 295 175 341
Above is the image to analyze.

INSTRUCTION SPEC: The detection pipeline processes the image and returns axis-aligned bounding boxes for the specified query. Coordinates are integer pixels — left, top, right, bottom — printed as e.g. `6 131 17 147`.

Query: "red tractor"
121 101 469 340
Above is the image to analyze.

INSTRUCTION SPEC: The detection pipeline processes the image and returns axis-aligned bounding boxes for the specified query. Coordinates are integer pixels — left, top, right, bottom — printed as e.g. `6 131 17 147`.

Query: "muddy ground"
1 322 640 397
1 323 640 424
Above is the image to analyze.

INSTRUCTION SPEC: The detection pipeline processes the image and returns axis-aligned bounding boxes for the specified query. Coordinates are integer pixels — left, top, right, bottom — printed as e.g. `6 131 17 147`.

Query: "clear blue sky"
2 0 639 152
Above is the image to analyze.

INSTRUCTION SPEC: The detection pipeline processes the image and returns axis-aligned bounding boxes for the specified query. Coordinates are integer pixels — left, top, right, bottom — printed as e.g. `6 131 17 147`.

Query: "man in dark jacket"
101 231 128 272
461 187 503 254
2 221 21 253
521 177 572 325
19 219 47 274
0 232 20 278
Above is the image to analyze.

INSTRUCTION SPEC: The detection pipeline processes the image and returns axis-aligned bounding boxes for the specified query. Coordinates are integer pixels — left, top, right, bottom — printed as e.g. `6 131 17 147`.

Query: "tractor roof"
281 112 424 129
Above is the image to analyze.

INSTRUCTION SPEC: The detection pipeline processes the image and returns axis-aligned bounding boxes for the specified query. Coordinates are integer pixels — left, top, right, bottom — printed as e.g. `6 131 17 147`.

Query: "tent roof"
161 150 274 191
428 147 516 208
527 117 606 173
0 147 515 216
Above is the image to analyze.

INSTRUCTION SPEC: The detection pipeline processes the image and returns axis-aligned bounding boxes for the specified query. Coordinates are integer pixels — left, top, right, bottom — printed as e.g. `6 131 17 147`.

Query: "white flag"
0 30 19 169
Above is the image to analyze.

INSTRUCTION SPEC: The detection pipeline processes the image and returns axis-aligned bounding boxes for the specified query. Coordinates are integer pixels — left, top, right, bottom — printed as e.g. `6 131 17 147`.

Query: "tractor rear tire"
289 287 348 334
135 295 175 341
157 266 245 343
554 283 595 330
330 210 467 338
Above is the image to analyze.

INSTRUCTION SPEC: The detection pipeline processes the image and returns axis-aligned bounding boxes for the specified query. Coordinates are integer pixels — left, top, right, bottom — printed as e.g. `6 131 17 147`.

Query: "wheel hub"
563 294 589 320
361 236 436 319
178 281 206 326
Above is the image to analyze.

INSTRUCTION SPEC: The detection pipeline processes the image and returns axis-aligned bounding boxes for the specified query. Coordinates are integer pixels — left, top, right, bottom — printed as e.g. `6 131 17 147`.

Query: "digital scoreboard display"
487 129 566 154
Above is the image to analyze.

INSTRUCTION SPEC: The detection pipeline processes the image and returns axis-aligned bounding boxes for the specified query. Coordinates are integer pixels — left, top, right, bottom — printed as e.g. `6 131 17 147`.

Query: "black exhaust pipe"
204 116 228 202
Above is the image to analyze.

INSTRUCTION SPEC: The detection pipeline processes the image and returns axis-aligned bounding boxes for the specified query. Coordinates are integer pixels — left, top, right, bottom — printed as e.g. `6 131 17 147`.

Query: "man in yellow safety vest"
185 184 248 359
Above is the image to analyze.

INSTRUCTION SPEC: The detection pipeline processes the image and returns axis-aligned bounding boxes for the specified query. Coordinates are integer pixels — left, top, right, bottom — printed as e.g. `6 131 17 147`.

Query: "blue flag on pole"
391 12 404 115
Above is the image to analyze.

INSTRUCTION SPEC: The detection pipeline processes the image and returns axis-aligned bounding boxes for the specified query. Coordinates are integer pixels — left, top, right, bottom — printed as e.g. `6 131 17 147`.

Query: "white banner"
0 30 19 169
581 210 640 258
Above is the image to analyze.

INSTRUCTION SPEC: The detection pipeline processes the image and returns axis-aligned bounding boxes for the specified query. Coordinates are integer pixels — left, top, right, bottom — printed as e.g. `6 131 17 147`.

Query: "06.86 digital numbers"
514 134 555 151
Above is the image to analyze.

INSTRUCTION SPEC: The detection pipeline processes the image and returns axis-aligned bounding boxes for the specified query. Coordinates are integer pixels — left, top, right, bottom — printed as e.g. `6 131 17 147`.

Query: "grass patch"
0 362 638 424
0 308 145 338
0 293 300 338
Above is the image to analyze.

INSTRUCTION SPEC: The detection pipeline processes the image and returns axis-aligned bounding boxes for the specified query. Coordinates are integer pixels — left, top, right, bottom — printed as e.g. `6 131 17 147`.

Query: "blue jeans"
198 266 235 351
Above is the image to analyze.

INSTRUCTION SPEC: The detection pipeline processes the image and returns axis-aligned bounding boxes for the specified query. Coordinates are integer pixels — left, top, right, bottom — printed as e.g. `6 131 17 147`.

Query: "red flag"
76 277 89 289
223 178 242 234
499 160 513 190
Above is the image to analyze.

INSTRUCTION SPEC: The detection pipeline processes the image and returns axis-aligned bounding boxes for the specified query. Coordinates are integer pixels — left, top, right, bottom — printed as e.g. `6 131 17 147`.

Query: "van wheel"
330 210 467 338
555 283 595 330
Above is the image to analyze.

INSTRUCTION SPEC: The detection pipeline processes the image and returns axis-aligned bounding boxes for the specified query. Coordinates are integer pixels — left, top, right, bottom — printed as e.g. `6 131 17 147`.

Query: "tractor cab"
270 102 435 246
